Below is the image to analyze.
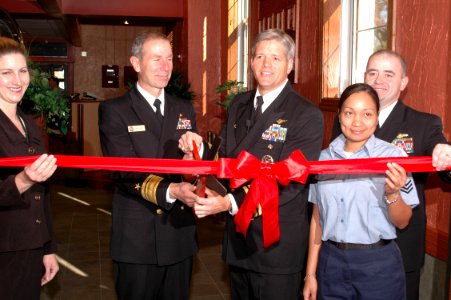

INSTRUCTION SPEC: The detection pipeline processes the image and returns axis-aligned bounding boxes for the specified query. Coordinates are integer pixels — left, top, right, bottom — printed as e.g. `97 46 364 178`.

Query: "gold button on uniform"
35 219 41 224
267 144 273 150
34 194 41 201
28 147 35 154
261 155 274 163
156 209 163 215
180 206 184 210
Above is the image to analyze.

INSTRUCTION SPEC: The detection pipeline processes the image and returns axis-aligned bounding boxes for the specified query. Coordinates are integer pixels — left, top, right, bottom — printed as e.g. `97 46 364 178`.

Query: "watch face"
385 194 399 205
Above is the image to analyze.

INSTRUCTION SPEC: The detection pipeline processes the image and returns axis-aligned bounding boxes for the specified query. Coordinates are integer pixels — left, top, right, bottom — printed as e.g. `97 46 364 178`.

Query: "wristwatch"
384 193 399 206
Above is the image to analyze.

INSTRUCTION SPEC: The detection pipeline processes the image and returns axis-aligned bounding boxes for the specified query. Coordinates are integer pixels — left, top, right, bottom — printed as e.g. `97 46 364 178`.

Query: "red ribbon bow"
218 150 310 248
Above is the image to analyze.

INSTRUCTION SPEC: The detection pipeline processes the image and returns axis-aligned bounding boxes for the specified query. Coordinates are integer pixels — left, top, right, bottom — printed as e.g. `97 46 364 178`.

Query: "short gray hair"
131 31 170 59
367 49 408 77
251 29 296 61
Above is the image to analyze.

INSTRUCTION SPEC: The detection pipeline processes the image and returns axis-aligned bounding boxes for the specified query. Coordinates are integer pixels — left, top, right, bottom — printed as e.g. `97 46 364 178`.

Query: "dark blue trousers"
113 256 193 300
317 241 406 300
229 265 302 300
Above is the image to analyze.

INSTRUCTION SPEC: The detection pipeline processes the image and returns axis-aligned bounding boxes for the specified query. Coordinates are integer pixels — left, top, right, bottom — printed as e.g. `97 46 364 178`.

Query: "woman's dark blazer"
0 109 56 254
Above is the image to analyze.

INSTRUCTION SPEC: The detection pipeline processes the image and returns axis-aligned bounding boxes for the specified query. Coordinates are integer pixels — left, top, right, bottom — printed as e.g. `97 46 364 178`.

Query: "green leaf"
21 62 70 135
216 80 246 109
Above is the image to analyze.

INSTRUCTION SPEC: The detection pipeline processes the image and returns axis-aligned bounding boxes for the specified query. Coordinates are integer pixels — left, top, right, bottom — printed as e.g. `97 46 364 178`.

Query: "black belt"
327 239 392 250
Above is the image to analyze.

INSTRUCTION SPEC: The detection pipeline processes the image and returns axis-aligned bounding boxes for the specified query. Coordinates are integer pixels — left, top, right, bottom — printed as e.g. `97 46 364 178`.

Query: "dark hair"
367 49 407 77
338 83 380 112
0 36 26 58
131 31 170 59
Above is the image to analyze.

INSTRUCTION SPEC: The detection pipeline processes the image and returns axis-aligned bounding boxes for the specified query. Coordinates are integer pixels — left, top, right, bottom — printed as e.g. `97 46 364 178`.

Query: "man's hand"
194 188 231 218
432 143 451 171
169 182 198 207
179 131 203 155
41 254 59 286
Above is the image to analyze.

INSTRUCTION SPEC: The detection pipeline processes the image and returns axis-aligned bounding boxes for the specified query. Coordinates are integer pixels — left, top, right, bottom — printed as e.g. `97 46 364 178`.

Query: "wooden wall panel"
73 24 163 100
296 0 321 104
394 0 451 262
186 0 227 138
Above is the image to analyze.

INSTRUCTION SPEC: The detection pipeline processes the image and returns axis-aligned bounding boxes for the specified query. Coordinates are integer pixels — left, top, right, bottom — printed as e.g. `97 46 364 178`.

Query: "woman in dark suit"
0 37 59 299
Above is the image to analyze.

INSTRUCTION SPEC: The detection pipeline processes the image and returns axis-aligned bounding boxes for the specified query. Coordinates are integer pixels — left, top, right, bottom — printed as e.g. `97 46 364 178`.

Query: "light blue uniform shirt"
309 134 419 244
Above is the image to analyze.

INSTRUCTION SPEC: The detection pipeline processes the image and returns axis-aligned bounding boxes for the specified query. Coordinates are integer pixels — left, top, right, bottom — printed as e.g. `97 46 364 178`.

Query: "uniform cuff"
141 174 164 205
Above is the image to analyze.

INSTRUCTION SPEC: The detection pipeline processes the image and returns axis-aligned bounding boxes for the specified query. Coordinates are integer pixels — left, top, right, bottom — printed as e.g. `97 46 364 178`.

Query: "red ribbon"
0 153 443 175
0 152 449 248
217 150 309 248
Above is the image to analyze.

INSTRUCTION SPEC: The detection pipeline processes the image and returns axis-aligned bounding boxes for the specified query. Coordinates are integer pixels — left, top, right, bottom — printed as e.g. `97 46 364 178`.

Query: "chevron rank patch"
401 179 414 194
392 133 414 154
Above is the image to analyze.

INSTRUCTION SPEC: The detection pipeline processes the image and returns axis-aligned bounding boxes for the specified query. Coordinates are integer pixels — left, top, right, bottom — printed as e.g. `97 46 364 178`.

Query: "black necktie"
154 98 163 124
255 96 264 120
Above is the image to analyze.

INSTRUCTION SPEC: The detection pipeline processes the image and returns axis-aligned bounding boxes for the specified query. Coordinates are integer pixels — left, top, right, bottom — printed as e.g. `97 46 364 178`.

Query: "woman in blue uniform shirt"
303 83 419 300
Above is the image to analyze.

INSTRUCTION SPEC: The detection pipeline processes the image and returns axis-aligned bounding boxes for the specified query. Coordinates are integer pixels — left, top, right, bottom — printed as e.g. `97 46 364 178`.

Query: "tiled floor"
40 173 231 299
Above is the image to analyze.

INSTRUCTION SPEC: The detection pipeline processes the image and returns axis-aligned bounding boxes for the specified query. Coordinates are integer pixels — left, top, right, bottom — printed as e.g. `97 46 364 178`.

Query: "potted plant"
20 63 70 136
166 71 196 101
216 80 246 108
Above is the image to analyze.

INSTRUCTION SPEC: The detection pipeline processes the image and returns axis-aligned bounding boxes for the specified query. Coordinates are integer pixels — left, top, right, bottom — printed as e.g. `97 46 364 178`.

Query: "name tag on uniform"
128 125 146 132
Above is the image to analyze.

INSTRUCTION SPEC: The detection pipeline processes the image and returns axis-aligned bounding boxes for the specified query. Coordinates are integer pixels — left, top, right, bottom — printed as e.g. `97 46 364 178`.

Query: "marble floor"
40 172 231 300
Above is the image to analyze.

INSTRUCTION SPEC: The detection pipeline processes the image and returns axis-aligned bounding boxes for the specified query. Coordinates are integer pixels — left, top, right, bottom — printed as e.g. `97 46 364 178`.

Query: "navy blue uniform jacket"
221 82 324 274
99 86 198 265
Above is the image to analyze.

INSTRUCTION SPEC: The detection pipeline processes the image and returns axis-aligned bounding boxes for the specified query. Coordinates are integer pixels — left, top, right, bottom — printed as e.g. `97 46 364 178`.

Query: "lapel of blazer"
228 84 288 158
128 87 163 147
227 94 254 153
158 92 182 157
376 100 406 143
0 109 24 145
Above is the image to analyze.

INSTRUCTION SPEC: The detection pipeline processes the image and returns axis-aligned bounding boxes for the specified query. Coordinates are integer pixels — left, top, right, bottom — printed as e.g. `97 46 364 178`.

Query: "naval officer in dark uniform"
180 29 324 300
99 31 201 300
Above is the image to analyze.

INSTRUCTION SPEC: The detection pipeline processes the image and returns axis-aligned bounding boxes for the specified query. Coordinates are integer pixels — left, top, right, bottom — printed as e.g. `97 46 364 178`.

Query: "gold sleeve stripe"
252 203 262 218
243 185 249 194
141 175 164 205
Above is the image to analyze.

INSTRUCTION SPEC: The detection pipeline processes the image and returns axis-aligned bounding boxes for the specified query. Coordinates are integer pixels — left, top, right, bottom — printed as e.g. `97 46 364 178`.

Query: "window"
322 0 391 99
39 63 68 91
29 41 68 58
228 0 249 86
